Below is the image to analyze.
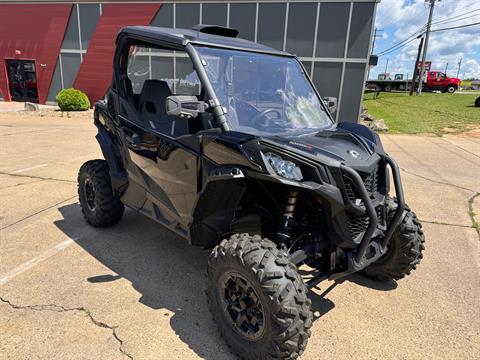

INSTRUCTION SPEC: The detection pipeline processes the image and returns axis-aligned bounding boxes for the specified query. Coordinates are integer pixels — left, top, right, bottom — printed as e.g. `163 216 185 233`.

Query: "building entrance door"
6 60 39 102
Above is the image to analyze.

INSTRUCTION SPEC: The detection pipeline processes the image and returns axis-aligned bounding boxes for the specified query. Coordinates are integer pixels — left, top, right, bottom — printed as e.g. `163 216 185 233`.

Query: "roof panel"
119 25 291 56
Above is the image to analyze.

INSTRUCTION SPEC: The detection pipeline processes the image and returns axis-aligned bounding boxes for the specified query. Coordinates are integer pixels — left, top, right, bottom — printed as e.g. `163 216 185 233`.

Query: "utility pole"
367 28 383 79
384 58 389 76
444 62 448 75
410 36 424 96
371 28 384 54
456 58 462 78
417 0 438 95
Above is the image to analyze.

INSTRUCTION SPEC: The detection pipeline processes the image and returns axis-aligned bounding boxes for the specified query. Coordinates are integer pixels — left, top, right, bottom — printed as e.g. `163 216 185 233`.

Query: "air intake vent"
192 24 239 38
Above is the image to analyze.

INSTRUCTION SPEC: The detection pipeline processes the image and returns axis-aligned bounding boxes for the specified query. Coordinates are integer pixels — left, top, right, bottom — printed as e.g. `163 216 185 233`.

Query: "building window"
62 6 80 50
257 3 287 50
312 62 342 102
338 62 367 122
301 61 313 77
78 4 100 50
61 53 82 89
348 2 375 58
229 3 256 42
286 3 317 57
315 3 350 58
55 3 102 97
202 3 228 27
151 4 173 27
175 3 200 29
47 59 63 102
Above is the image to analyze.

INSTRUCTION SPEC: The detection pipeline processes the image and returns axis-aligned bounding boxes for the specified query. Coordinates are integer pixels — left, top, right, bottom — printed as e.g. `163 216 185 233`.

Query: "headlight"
264 152 303 181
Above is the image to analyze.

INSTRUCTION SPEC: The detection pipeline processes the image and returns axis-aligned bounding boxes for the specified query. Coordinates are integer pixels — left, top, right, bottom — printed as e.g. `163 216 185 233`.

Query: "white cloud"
372 0 480 79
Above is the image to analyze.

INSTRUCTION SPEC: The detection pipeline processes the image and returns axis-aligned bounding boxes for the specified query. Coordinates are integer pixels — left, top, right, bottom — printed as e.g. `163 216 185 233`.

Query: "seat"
138 80 189 136
138 80 171 114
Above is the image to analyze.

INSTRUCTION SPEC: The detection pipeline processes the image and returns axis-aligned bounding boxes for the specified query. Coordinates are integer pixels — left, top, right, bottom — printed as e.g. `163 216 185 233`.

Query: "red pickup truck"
426 71 461 93
366 71 461 93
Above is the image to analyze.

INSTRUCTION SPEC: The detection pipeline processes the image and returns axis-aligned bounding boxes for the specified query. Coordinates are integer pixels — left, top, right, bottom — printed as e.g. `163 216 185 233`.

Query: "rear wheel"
78 160 124 227
363 198 425 281
206 234 312 359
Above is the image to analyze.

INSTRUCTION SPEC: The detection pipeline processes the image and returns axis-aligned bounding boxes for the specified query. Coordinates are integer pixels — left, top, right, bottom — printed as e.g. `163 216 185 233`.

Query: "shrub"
56 88 90 111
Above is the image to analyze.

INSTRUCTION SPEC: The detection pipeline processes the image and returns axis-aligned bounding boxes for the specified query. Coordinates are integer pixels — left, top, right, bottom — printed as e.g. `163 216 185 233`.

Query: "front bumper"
332 155 405 277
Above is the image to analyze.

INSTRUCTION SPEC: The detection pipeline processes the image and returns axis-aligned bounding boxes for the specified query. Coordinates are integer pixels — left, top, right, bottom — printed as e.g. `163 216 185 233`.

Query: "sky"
369 0 480 80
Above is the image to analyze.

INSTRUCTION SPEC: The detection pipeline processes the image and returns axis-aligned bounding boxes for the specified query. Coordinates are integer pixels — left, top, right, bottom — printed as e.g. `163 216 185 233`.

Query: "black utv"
78 25 425 359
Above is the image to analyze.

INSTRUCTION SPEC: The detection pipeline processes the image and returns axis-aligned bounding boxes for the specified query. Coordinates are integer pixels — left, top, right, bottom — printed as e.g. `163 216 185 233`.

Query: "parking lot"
0 109 479 359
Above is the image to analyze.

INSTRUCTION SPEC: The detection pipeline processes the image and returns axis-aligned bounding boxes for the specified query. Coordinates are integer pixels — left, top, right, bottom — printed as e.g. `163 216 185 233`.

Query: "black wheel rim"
220 272 265 341
83 178 96 211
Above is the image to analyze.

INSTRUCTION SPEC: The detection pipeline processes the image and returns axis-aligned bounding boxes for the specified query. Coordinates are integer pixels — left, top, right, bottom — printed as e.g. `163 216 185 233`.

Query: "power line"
431 13 480 26
377 35 421 57
431 21 480 32
376 25 426 56
431 7 480 25
430 3 478 23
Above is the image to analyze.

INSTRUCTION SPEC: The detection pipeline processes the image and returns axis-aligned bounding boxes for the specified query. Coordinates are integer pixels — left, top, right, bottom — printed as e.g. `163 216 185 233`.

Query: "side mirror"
165 95 208 118
323 97 337 114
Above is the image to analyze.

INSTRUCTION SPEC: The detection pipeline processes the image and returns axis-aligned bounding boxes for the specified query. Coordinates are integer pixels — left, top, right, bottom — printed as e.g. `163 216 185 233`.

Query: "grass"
363 92 479 135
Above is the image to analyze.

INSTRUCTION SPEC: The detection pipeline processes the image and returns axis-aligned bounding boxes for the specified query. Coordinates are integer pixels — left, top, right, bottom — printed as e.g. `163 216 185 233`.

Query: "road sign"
417 61 431 71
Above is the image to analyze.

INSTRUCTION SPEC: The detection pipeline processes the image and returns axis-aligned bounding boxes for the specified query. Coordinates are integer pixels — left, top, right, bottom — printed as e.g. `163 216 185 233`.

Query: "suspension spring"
277 190 299 247
284 190 299 218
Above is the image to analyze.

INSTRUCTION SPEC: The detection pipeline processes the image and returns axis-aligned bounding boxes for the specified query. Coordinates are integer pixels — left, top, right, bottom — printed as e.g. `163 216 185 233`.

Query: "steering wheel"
251 108 282 127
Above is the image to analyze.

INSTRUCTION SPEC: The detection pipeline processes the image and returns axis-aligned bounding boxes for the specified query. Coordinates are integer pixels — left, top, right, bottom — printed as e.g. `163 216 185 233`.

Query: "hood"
264 128 381 171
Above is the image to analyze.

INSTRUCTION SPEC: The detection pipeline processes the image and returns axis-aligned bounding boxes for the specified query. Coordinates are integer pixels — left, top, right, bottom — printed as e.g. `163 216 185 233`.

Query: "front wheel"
446 85 456 93
206 234 312 359
363 198 425 281
78 160 124 227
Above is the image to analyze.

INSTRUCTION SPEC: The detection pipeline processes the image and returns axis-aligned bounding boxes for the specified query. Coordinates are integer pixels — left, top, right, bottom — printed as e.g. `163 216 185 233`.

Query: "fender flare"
95 127 128 192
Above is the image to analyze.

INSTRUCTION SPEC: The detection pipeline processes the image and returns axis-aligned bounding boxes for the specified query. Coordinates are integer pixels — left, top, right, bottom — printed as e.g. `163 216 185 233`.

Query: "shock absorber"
276 190 299 247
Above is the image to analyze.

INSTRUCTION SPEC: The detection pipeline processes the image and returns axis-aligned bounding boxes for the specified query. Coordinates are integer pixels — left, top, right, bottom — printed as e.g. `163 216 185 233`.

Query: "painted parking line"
0 238 77 286
12 164 48 173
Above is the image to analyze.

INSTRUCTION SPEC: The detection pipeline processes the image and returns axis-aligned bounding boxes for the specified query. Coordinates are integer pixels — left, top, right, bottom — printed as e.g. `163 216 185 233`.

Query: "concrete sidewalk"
0 112 479 359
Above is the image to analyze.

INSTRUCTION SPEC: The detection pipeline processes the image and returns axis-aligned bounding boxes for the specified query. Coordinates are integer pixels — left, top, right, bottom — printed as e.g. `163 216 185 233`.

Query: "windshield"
194 46 333 136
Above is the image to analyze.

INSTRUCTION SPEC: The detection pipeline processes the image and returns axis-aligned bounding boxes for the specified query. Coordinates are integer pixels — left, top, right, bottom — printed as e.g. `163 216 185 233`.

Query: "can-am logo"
348 150 361 159
288 141 314 151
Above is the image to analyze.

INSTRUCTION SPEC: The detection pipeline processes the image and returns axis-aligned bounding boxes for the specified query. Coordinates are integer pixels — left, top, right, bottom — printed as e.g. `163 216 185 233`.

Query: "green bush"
56 88 90 111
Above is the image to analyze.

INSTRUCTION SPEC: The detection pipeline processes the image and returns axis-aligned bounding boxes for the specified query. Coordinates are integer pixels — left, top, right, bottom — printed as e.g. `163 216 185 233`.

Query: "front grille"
347 213 369 239
341 164 384 239
346 205 384 240
342 166 379 202
362 168 378 194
